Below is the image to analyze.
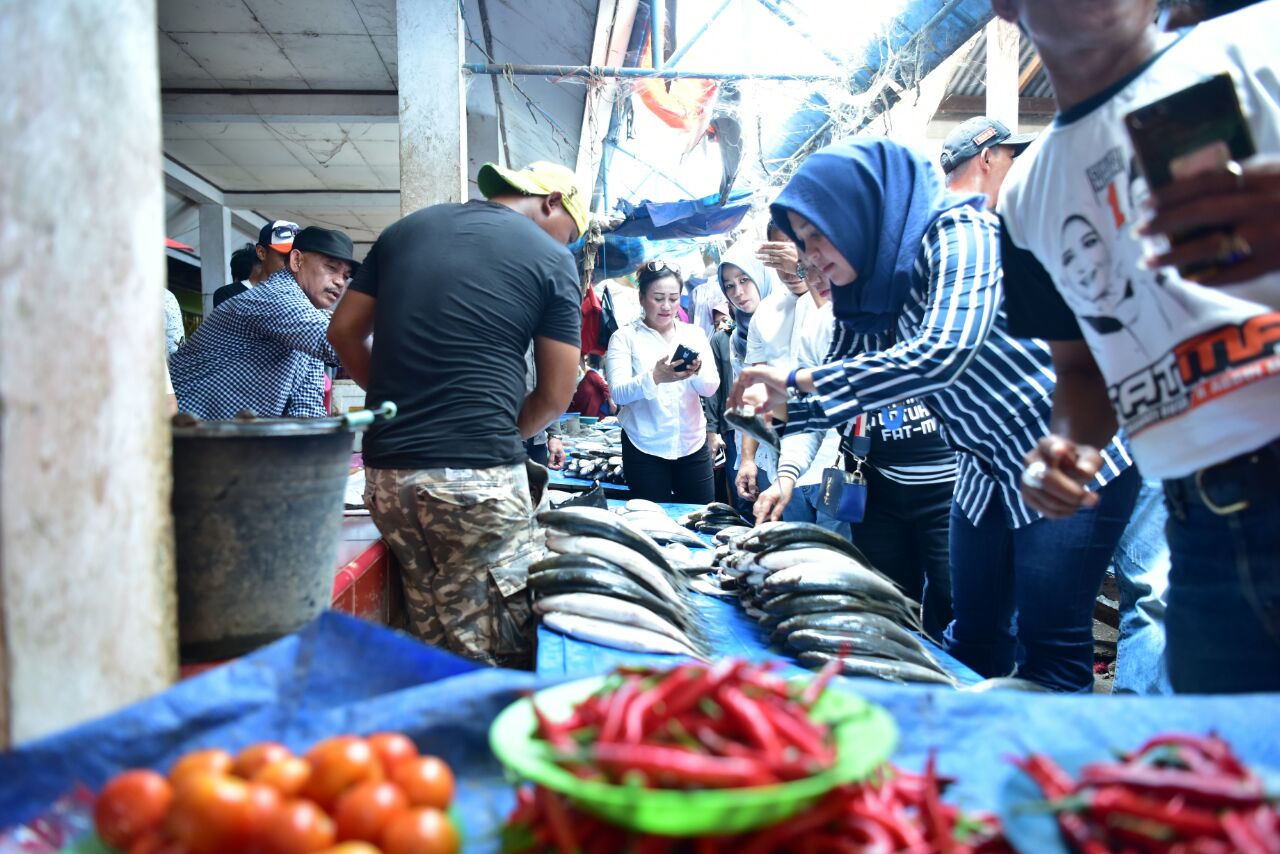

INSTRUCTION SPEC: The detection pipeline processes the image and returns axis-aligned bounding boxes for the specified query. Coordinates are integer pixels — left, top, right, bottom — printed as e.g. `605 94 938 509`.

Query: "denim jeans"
781 482 852 540
852 469 954 641
1162 442 1280 694
1109 480 1172 695
945 466 1140 693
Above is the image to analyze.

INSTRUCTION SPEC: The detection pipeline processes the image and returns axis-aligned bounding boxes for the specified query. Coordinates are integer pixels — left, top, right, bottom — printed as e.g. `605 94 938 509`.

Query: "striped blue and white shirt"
786 206 1131 528
169 270 338 419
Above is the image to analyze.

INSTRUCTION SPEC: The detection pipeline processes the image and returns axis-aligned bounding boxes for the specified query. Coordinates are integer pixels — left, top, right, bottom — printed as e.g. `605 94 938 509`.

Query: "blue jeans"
1110 480 1172 695
781 481 852 540
945 466 1140 693
1162 441 1280 694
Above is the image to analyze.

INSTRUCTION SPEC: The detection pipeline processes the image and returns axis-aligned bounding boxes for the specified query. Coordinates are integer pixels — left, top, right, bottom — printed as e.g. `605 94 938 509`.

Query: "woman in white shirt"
606 260 720 503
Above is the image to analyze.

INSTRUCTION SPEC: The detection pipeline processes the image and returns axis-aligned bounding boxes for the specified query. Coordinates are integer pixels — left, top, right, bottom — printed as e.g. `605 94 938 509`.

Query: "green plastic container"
488 674 898 836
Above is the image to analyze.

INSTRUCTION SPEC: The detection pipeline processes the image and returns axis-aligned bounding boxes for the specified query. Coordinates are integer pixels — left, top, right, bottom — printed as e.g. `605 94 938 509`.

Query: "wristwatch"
795 261 808 281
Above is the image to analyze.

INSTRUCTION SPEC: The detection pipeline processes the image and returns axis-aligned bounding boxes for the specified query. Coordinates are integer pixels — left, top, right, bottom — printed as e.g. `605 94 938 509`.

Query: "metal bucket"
171 405 394 661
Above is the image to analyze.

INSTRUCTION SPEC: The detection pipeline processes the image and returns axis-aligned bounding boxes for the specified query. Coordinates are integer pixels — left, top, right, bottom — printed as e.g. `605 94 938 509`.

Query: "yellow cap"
477 161 589 240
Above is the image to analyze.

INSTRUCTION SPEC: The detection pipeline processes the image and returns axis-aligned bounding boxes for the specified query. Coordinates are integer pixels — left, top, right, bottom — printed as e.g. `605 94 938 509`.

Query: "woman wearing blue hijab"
730 137 1140 693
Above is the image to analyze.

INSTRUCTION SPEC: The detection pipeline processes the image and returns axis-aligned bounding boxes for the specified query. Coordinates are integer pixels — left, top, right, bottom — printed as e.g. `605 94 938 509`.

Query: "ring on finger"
1216 229 1253 265
1021 459 1049 490
1225 159 1245 192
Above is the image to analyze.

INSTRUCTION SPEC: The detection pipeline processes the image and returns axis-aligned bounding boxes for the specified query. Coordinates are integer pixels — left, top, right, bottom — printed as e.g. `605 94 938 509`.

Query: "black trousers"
523 438 549 467
853 467 955 640
621 432 715 505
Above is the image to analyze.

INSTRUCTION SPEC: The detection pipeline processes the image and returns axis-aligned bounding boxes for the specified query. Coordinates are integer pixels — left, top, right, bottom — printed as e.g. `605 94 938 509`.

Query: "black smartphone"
1124 73 1256 276
672 343 699 372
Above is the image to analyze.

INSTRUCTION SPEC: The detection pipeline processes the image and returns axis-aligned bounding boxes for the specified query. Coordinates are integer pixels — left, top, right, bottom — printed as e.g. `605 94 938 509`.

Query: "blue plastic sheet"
0 614 556 852
612 190 754 240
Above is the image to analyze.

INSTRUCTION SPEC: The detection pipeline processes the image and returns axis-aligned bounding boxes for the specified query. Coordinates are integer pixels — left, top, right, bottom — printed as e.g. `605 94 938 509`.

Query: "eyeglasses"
273 222 300 241
643 259 680 276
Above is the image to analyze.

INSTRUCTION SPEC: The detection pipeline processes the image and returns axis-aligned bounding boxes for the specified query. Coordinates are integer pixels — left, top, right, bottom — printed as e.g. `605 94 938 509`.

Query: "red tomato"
258 798 336 854
302 737 382 810
126 829 187 854
333 781 409 843
319 845 381 854
380 808 459 854
390 756 454 809
366 733 418 776
253 757 312 798
165 773 254 854
169 750 233 790
232 742 293 779
94 770 174 849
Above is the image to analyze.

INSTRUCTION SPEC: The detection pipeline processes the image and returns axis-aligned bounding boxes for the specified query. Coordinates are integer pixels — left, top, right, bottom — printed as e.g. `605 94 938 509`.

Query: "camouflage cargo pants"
364 462 546 668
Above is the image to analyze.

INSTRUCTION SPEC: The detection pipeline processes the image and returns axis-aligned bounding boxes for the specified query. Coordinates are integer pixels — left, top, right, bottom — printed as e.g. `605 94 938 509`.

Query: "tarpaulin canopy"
610 189 754 240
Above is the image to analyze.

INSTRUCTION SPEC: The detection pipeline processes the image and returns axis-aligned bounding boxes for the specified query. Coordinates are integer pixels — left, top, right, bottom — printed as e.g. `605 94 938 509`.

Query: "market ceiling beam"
163 157 267 238
161 90 399 124
221 190 401 209
936 94 1056 116
462 63 841 82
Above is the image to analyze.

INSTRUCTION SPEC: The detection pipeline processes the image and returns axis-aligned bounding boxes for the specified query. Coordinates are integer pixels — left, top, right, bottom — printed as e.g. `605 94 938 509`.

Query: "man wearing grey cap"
940 116 1036 209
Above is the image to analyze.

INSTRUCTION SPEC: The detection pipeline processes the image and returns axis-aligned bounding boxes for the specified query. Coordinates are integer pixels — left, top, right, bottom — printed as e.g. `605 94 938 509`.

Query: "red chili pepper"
598 675 642 744
1130 733 1250 779
716 683 784 761
922 751 956 853
1075 762 1267 808
841 814 899 854
535 786 579 854
645 659 737 733
532 702 575 751
800 656 844 708
1014 755 1108 854
738 790 850 854
843 801 917 851
1222 809 1275 854
1086 785 1224 838
588 742 780 788
757 693 834 763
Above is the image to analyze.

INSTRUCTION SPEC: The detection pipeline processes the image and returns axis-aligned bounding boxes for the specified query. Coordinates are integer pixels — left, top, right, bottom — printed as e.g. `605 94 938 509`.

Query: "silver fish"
714 526 752 543
542 611 704 659
785 629 948 675
546 534 686 608
762 563 906 603
619 511 708 548
757 547 872 572
773 611 927 649
527 566 692 629
624 499 667 514
533 592 701 650
539 506 674 572
725 409 780 452
797 651 957 687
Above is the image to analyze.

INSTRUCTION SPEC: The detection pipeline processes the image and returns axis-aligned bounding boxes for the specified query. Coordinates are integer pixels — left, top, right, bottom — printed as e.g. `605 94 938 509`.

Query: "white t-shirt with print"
1000 3 1280 479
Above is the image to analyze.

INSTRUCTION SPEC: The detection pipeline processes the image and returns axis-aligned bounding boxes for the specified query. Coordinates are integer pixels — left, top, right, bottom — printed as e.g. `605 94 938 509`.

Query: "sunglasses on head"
643 259 680 275
273 223 299 241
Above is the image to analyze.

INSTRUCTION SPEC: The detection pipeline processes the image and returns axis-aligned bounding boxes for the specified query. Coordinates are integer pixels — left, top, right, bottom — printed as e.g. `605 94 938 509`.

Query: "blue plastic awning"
610 188 754 240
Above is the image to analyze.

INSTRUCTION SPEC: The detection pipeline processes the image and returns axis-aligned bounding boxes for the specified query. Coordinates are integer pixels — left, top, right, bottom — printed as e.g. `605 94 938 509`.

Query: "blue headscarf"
770 137 984 334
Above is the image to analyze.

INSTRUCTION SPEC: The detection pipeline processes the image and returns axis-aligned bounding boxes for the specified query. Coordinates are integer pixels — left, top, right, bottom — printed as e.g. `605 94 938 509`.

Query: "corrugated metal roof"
944 28 1052 100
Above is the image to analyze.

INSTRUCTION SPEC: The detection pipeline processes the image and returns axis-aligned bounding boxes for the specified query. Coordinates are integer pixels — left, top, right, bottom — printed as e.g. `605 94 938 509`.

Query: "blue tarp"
611 189 754 240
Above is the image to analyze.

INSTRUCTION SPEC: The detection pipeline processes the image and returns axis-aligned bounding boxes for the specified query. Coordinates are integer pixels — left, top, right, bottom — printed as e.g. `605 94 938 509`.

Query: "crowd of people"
163 0 1277 694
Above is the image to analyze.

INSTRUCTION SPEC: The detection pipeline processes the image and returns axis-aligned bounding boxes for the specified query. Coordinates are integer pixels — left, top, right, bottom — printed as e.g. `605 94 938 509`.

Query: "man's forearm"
741 434 759 464
518 388 567 440
1051 366 1118 449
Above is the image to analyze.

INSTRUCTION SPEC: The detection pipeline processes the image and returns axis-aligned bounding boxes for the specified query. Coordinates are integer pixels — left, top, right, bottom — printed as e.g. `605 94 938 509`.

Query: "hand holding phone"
672 343 699 372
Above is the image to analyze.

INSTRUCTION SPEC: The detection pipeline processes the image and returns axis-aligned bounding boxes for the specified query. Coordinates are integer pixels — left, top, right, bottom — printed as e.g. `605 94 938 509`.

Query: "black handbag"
819 414 870 523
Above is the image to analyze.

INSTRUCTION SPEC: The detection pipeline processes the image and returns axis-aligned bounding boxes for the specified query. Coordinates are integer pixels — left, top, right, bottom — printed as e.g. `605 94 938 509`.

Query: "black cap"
292 226 360 271
940 117 1037 174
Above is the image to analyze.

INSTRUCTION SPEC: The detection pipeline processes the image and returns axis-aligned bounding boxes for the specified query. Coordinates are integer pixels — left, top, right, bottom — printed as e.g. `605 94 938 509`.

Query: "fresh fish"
743 523 871 564
725 409 780 452
798 651 957 687
619 511 708 548
529 553 624 575
702 502 742 516
539 507 674 572
759 593 869 619
757 546 876 573
762 563 907 603
624 498 667 514
526 567 694 630
772 611 927 650
546 534 686 607
714 526 752 543
542 611 704 659
785 629 948 675
962 677 1051 693
533 593 701 650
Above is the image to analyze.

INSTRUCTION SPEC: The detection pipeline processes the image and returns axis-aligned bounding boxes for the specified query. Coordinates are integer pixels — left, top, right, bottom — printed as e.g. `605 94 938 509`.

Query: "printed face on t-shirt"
1060 215 1122 313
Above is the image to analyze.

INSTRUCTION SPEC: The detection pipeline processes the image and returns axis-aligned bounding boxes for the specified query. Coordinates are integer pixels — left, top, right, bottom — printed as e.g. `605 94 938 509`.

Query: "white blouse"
606 317 720 460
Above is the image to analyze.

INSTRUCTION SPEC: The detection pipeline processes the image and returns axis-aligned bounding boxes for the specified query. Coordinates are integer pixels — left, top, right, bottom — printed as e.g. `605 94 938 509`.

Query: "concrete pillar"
199 204 232 317
0 0 176 745
398 0 467 216
985 18 1021 130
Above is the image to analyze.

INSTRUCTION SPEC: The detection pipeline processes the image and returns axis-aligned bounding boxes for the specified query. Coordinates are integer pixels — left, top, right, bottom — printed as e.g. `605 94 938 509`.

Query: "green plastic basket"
488 674 898 837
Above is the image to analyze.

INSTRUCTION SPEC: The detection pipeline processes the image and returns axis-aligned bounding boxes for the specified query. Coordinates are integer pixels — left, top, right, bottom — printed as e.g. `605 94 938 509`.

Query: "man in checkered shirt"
169 226 359 419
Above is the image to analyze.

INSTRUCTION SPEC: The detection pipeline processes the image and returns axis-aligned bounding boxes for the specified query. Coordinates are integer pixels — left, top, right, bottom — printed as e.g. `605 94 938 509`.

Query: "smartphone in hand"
672 343 699 372
1125 73 1256 277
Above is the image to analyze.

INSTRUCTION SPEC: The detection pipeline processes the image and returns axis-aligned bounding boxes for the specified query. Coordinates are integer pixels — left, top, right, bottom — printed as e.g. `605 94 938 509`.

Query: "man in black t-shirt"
328 161 586 668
